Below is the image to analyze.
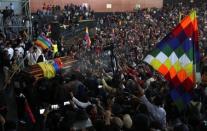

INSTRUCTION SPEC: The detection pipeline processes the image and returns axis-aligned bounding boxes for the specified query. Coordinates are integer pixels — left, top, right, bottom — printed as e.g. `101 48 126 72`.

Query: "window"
106 4 112 9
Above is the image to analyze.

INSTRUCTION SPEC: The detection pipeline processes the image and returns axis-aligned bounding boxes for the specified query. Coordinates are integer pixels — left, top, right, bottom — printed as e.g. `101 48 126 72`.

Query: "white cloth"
139 95 166 128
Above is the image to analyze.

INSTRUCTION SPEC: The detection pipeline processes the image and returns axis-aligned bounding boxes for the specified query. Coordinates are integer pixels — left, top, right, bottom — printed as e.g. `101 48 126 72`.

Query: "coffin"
21 56 77 81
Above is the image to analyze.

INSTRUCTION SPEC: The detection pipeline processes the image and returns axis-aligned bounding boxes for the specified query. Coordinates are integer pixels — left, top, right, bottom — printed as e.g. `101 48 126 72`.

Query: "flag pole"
179 12 182 22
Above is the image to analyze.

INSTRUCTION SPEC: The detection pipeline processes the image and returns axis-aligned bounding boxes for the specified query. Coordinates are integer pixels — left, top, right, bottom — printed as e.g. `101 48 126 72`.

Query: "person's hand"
96 98 101 106
70 92 74 98
4 79 11 85
101 68 105 74
0 114 5 125
104 110 112 125
104 110 111 118
69 100 76 109
132 95 138 99
43 106 50 117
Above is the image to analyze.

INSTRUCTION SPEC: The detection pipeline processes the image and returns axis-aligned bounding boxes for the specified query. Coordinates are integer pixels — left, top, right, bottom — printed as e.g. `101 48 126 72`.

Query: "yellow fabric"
38 62 56 79
52 44 58 54
190 10 196 21
184 63 193 76
47 64 56 78
164 59 172 70
151 59 162 70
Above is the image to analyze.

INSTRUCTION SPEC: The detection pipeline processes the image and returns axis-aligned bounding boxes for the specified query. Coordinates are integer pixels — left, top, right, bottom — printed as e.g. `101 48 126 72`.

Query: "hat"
111 117 123 128
123 114 133 129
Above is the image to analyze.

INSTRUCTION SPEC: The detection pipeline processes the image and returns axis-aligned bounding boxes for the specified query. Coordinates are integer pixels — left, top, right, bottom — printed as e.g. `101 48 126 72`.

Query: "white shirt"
26 51 36 65
100 19 103 24
4 47 14 60
10 4 14 10
85 12 88 17
19 42 25 49
33 46 43 60
139 95 166 128
33 52 39 62
25 20 30 28
15 46 24 57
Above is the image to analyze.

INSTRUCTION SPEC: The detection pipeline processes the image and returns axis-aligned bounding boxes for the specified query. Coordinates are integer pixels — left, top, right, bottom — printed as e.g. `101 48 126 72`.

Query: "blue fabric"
53 63 59 73
170 88 191 111
157 41 166 50
168 38 180 50
182 38 193 52
177 31 188 44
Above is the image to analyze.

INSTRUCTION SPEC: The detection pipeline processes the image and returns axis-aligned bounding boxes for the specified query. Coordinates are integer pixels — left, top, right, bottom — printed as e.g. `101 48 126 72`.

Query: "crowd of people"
36 3 94 25
0 3 28 40
0 1 207 131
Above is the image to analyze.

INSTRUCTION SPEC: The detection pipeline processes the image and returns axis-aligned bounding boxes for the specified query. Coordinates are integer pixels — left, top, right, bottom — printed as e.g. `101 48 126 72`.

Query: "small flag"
35 35 52 49
144 10 199 111
84 27 91 48
25 100 36 124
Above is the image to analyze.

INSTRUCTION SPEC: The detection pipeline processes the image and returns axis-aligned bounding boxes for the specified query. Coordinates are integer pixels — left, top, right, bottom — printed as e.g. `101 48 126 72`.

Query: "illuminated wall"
31 0 163 12
0 0 22 14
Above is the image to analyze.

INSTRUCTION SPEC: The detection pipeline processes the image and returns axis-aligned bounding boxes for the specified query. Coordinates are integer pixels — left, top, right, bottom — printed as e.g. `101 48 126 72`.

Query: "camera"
98 85 103 88
51 104 59 110
64 101 70 106
39 109 45 114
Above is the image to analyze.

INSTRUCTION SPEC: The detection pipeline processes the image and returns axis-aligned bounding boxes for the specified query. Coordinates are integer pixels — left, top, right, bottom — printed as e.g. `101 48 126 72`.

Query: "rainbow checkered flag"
144 10 199 111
